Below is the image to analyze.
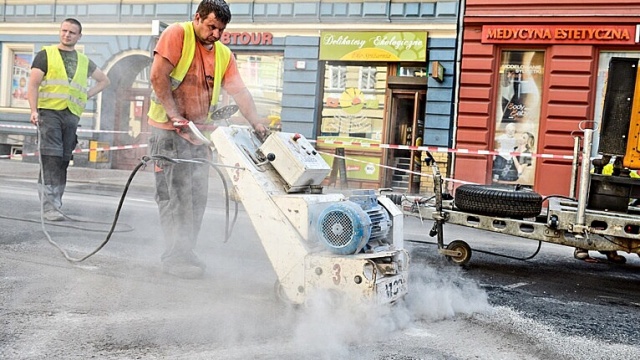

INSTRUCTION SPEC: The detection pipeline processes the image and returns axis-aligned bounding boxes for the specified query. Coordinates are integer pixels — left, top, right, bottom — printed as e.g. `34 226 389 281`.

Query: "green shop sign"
319 31 427 62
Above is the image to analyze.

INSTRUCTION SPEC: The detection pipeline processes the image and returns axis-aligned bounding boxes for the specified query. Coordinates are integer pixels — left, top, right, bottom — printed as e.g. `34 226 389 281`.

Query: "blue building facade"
0 0 459 192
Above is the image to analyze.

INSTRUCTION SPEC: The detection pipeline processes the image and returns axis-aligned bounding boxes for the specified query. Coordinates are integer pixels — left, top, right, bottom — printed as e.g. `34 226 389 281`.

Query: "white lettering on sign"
322 34 367 49
372 35 424 50
486 27 631 42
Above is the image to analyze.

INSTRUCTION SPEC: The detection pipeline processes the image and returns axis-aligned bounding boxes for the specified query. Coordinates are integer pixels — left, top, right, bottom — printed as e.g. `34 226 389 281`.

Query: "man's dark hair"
196 0 232 24
62 18 83 34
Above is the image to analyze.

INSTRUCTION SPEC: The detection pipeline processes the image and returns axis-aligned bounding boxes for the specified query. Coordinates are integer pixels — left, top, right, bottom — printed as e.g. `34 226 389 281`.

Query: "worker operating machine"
208 124 408 305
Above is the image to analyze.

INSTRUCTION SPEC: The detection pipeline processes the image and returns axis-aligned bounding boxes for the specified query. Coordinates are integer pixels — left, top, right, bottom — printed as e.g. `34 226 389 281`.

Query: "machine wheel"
454 184 542 218
274 280 292 304
446 240 472 265
274 280 302 308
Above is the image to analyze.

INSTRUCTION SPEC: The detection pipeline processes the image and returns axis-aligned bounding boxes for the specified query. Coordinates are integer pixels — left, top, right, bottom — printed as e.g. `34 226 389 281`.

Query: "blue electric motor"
316 190 392 255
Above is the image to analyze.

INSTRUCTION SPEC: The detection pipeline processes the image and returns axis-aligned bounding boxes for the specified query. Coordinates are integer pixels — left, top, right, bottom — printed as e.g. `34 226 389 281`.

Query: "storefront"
0 1 458 180
455 0 640 196
316 31 429 192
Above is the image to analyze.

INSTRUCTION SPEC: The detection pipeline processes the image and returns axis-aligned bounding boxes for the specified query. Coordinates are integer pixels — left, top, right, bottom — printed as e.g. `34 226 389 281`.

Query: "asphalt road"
1 175 639 359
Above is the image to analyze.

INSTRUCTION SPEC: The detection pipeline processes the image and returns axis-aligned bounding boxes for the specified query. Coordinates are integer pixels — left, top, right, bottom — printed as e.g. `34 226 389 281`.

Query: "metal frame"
399 128 640 263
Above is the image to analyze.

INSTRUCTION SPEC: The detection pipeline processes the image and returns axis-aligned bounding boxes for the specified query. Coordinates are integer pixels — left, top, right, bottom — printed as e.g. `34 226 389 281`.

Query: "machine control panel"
260 132 331 189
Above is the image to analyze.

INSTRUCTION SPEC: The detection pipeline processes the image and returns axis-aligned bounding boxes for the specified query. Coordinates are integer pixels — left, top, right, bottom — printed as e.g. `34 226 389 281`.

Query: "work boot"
573 248 589 260
162 253 206 279
600 251 626 264
43 209 64 222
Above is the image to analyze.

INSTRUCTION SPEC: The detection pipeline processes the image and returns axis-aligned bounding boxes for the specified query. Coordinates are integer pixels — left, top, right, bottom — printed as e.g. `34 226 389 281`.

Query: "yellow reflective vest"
37 46 89 117
148 21 232 124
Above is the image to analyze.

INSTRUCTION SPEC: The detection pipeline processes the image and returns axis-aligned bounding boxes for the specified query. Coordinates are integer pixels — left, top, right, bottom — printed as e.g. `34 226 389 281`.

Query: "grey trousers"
150 127 211 263
38 156 69 212
37 108 79 212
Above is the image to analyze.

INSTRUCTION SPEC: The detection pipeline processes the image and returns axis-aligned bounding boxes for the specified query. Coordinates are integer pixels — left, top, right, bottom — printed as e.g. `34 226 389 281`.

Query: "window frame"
1 43 34 108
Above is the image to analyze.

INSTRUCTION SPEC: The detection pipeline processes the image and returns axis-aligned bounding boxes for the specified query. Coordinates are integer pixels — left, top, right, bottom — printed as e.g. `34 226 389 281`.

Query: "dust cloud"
290 263 492 359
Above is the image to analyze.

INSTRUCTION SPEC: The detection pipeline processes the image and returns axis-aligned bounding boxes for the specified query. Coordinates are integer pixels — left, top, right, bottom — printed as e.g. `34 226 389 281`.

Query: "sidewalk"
0 158 227 196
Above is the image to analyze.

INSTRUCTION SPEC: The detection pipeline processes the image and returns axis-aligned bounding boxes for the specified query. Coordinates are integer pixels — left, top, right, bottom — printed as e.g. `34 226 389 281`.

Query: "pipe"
569 134 580 198
448 0 465 181
575 128 593 228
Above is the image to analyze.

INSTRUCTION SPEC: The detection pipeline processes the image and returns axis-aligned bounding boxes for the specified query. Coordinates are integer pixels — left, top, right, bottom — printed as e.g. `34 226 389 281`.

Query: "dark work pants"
150 127 211 263
37 108 79 212
38 156 70 212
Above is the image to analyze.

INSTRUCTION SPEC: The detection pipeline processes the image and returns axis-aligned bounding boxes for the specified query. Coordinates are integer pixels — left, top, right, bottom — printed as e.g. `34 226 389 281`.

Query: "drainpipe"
448 0 465 183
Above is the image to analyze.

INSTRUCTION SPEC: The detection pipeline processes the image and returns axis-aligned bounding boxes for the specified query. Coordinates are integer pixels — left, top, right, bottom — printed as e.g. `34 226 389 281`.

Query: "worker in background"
28 18 111 222
148 0 267 279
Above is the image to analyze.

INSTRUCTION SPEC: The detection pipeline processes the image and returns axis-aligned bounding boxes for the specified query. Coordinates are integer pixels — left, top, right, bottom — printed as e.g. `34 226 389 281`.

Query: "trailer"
388 57 640 265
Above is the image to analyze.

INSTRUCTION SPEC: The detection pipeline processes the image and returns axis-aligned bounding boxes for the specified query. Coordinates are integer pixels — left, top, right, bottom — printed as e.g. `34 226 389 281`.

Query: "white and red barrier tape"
2 132 580 188
0 124 147 135
315 139 575 160
0 143 148 160
1 124 574 160
317 150 477 186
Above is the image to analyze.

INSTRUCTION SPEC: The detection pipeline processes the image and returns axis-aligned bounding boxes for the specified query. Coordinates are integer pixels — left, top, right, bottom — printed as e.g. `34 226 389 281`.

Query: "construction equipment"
390 57 640 265
204 123 408 305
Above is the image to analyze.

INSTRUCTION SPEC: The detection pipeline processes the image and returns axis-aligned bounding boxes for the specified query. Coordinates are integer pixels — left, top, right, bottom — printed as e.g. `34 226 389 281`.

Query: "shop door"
112 88 151 170
383 89 426 193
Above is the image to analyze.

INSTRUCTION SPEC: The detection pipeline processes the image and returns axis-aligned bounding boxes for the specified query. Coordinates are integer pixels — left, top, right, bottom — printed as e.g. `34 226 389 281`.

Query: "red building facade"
455 0 640 196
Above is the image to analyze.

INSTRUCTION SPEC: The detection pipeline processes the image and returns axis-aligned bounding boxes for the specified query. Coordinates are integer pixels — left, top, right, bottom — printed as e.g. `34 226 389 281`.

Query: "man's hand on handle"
252 122 270 141
172 117 190 133
30 112 39 126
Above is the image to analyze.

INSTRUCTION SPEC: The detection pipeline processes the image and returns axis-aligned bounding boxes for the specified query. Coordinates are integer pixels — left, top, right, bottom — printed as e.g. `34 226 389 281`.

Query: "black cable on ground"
146 155 237 243
36 151 241 263
406 238 543 261
191 157 238 243
44 159 148 262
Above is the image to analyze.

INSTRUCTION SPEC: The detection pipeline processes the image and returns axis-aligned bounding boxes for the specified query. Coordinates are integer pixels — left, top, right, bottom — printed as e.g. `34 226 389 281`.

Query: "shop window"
318 63 387 183
327 65 347 90
359 66 377 91
230 53 283 121
320 63 386 140
398 65 427 77
492 50 545 187
1 44 34 108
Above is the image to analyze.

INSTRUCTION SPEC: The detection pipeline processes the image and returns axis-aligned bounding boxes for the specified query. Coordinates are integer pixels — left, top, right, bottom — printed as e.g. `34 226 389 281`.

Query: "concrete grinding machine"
208 125 409 305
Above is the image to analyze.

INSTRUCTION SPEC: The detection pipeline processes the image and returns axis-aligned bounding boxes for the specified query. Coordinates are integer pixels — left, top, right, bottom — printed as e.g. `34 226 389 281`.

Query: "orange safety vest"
148 21 232 124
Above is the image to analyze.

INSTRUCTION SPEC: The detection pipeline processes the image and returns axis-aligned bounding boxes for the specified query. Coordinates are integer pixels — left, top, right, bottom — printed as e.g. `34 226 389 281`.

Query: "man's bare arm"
149 54 182 120
232 88 267 136
27 68 45 125
87 67 110 98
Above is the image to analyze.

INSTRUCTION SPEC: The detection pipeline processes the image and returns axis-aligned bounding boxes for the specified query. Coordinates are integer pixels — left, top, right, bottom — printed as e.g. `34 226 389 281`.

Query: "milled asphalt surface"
2 158 640 359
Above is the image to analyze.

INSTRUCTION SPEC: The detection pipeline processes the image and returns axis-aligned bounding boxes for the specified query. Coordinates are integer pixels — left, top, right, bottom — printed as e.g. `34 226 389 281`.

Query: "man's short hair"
62 18 83 34
196 0 232 24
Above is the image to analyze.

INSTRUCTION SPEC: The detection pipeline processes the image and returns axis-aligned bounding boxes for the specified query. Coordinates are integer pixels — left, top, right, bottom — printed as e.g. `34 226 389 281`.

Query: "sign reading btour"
482 25 637 45
319 31 427 62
